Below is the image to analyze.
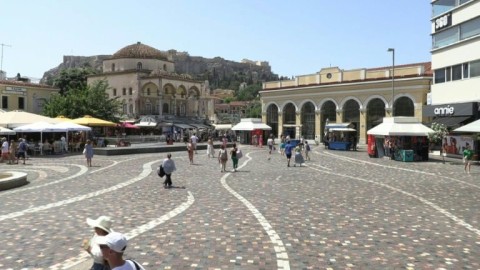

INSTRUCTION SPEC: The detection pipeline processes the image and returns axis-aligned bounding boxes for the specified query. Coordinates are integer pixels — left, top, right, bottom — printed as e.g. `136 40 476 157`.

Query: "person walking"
1 138 9 163
267 134 274 160
98 232 145 270
230 143 238 172
190 133 199 154
8 140 17 165
463 143 474 174
218 145 228 172
206 137 215 158
187 139 194 164
304 141 311 161
83 215 113 270
284 140 294 167
84 140 94 167
16 139 27 165
162 153 177 188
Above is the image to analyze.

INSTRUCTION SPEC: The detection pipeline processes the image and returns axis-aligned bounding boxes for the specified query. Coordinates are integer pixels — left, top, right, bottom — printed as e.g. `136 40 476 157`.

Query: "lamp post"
387 48 395 116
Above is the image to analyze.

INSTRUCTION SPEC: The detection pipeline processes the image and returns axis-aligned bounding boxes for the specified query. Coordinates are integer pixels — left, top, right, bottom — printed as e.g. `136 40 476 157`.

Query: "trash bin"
401 150 414 162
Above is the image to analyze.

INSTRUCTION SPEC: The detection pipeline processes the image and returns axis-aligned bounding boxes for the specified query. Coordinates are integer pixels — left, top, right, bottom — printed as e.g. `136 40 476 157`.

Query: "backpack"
306 144 311 151
236 149 243 159
157 165 165 178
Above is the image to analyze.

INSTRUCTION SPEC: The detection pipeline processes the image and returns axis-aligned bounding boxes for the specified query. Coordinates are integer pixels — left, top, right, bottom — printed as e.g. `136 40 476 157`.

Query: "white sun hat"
86 215 113 233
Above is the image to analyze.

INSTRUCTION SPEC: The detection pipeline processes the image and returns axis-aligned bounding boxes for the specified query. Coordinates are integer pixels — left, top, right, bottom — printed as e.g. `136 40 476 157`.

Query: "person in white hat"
97 232 145 270
83 216 113 270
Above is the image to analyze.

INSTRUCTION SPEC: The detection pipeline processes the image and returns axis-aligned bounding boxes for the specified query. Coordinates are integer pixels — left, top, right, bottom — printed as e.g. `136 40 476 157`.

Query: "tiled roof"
111 42 168 61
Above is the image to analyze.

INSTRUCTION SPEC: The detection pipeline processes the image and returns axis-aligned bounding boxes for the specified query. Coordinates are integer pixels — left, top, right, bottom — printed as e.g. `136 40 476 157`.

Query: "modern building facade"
260 63 432 144
425 0 480 126
0 77 59 114
87 42 215 124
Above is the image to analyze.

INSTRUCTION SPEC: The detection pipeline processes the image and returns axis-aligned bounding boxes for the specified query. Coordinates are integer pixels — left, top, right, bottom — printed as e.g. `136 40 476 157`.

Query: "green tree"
245 101 261 118
428 122 449 145
53 67 97 95
237 83 261 101
43 80 122 122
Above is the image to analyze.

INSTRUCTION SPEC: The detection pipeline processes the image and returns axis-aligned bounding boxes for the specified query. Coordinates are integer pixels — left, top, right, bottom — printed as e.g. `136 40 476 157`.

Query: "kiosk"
325 123 356 151
367 117 434 161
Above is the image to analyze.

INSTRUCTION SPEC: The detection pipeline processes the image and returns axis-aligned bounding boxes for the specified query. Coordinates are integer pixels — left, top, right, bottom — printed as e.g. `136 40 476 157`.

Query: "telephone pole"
1 43 12 75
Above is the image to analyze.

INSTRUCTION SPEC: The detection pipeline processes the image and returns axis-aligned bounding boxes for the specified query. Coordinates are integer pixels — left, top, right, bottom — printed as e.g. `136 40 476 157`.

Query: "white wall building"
425 0 480 128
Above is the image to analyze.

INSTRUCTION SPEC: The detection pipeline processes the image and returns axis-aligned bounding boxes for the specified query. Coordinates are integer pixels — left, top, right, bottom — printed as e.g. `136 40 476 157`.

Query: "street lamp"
387 48 395 116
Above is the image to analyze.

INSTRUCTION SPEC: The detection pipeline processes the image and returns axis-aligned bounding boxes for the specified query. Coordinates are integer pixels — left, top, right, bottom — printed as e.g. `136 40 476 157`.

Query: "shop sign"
434 105 454 116
434 12 451 32
4 86 27 95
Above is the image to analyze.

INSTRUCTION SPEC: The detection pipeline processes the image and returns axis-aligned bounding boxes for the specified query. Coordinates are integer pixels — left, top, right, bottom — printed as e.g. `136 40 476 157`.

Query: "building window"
123 103 127 114
463 63 469 78
446 66 451 81
129 104 133 114
433 27 459 49
432 0 455 18
2 96 7 109
112 63 115 72
147 88 150 96
137 62 142 70
18 97 25 110
123 88 126 95
434 69 446 84
452 64 462 80
460 17 480 40
129 88 132 95
470 59 480 78
113 88 117 96
163 64 167 71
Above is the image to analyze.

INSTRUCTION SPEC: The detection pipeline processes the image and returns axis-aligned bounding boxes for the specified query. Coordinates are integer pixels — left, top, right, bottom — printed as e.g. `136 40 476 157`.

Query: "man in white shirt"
98 232 145 270
1 138 9 163
190 133 199 154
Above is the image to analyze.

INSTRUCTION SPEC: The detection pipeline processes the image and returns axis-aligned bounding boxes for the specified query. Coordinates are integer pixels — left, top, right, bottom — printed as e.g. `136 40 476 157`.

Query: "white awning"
329 127 356 132
326 123 353 129
231 118 271 131
367 117 434 136
189 123 211 129
453 119 480 133
213 124 232 130
136 122 157 127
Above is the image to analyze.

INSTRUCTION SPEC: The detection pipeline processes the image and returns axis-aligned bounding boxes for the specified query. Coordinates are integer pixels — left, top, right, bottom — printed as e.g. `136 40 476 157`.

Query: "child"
304 141 311 161
218 145 228 172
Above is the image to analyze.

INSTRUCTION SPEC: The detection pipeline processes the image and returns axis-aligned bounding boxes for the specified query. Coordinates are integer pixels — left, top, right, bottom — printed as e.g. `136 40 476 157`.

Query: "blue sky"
0 0 431 80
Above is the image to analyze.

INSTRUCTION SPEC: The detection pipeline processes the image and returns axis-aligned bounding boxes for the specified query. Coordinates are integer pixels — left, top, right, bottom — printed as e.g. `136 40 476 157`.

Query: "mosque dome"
111 42 168 60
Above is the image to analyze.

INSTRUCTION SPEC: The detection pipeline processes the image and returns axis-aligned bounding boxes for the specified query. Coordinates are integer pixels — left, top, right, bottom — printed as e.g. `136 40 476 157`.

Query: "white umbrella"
453 119 480 133
0 126 16 135
14 122 68 154
0 110 60 128
54 122 92 131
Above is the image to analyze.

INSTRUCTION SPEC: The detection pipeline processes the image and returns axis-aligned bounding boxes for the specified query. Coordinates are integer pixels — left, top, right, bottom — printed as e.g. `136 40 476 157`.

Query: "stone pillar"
336 109 344 123
295 111 301 138
261 111 267 123
386 108 393 117
278 112 283 137
315 110 322 143
359 108 367 144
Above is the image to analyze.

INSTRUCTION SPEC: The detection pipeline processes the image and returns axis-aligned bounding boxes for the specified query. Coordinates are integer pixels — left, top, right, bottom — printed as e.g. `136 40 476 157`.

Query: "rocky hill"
41 51 279 88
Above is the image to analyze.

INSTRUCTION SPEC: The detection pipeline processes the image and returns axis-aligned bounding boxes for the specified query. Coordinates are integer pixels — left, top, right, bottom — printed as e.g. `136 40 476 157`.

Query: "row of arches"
265 96 415 140
141 83 201 99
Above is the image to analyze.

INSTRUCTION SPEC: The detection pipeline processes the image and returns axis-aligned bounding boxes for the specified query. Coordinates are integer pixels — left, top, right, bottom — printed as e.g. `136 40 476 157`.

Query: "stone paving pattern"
0 143 479 269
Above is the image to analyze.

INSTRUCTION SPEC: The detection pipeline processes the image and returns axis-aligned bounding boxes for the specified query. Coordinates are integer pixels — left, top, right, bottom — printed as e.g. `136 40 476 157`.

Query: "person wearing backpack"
17 139 28 165
218 145 228 172
162 153 176 188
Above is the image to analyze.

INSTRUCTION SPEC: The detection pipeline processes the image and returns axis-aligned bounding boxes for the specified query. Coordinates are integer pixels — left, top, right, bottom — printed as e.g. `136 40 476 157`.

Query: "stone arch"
339 96 362 111
321 100 337 135
280 100 299 112
188 86 200 99
342 99 361 138
263 101 280 113
163 83 176 96
177 85 187 98
394 96 415 117
364 95 389 110
299 99 318 111
301 101 316 140
141 82 159 97
366 98 386 131
318 98 339 111
266 103 279 137
282 102 297 138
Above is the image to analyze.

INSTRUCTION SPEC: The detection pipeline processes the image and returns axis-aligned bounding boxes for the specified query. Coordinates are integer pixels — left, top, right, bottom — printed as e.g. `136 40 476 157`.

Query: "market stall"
231 118 271 145
367 117 434 161
325 123 356 150
452 119 480 160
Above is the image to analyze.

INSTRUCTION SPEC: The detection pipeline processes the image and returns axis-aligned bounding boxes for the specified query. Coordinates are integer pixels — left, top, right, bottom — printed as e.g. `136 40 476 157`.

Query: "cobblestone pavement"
0 144 479 269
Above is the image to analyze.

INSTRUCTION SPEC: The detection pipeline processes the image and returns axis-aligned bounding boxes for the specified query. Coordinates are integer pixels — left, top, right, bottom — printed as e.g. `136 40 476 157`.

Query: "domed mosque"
87 42 214 134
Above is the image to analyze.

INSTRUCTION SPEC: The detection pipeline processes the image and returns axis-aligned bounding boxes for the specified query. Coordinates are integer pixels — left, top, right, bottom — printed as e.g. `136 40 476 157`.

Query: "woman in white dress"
207 137 215 158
